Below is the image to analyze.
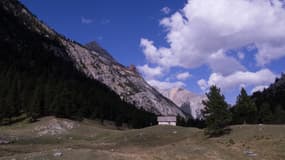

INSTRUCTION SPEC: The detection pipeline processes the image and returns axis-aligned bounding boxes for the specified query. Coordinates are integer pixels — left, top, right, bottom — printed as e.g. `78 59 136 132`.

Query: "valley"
1 0 285 159
0 117 284 160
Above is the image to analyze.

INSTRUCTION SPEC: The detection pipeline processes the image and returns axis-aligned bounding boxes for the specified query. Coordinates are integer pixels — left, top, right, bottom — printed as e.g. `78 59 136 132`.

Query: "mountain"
159 88 206 119
64 39 185 117
0 0 184 117
0 0 159 128
61 33 184 117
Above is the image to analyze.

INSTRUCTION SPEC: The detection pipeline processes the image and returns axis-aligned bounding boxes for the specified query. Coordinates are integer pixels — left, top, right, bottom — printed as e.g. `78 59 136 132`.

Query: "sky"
20 0 285 104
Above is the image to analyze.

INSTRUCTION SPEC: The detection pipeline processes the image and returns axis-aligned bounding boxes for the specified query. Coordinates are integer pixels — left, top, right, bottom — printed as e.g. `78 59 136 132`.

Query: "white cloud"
255 43 285 66
198 69 276 91
141 0 285 74
161 6 171 14
251 85 268 93
81 16 93 24
147 79 185 90
137 64 164 79
197 79 208 91
140 38 178 68
176 72 191 80
207 49 246 75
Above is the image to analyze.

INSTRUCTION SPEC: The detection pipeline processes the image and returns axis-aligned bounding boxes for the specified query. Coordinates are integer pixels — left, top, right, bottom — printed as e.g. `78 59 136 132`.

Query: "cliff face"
0 0 185 117
61 40 185 116
159 88 206 119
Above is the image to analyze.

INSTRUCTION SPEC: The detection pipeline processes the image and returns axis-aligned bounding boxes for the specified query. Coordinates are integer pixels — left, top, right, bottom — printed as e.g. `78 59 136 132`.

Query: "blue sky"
20 0 285 104
20 0 185 65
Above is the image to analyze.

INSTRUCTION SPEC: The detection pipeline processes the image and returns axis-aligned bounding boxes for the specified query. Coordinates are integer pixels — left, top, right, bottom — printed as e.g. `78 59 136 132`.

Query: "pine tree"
274 104 285 124
202 86 232 136
27 87 42 122
0 98 5 124
5 81 19 124
177 115 186 126
232 88 257 124
258 102 273 123
51 87 79 119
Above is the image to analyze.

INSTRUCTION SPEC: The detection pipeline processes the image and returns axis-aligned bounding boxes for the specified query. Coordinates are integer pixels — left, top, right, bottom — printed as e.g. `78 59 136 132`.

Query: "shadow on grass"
205 127 232 138
0 115 27 126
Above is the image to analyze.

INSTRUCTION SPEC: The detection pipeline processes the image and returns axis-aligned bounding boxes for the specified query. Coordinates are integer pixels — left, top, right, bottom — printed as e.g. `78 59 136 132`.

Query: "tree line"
178 74 285 136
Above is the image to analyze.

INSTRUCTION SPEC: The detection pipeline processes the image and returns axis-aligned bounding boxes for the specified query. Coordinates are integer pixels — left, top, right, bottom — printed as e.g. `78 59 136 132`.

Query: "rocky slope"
159 88 206 119
0 0 185 117
61 40 184 116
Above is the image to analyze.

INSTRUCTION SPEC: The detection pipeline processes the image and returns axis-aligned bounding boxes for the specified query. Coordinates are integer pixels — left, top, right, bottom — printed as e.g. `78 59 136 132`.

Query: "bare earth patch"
34 118 78 136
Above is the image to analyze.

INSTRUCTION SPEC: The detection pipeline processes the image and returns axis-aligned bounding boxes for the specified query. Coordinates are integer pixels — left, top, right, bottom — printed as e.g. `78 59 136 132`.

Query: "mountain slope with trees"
0 0 185 121
0 0 157 128
251 74 285 124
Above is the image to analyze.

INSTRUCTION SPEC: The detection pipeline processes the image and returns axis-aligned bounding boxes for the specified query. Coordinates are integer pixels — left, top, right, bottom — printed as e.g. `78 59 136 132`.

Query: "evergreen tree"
202 86 232 136
4 83 18 124
52 88 73 118
0 98 7 124
232 88 257 124
27 87 42 122
258 102 273 123
0 92 15 124
274 104 285 124
177 115 186 126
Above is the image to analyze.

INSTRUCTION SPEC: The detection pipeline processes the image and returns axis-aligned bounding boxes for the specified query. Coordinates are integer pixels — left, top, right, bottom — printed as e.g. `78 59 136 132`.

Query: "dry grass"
0 117 284 160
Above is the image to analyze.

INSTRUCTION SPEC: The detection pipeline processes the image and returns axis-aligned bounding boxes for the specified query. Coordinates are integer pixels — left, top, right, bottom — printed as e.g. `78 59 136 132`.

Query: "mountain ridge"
1 0 185 117
0 0 159 128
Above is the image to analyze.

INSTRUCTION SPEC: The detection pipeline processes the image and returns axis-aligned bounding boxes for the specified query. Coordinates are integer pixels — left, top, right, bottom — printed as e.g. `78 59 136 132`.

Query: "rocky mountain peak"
159 87 206 119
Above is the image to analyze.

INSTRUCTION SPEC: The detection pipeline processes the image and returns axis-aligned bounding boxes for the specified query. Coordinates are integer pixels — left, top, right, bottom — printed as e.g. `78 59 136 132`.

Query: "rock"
0 139 10 144
53 152 63 157
34 118 78 136
244 150 257 157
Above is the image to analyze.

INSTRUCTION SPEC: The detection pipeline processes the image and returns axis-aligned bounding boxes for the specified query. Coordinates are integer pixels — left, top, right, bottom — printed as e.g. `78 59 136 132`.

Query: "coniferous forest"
250 74 285 124
178 75 285 131
229 75 285 125
0 0 157 128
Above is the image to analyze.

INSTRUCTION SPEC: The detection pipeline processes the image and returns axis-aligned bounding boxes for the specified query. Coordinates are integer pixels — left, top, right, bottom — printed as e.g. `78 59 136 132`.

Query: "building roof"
157 116 176 122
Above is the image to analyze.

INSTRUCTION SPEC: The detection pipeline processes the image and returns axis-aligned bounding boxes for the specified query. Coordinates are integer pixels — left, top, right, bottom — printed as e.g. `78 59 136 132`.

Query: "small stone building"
157 116 177 126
